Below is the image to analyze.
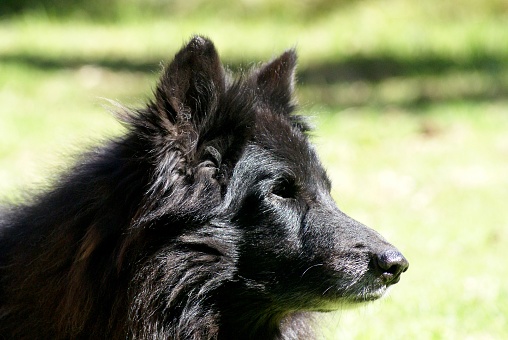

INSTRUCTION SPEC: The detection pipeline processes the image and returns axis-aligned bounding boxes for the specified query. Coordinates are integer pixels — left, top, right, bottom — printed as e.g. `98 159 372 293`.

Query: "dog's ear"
151 36 254 177
129 36 256 224
255 49 297 114
153 35 225 125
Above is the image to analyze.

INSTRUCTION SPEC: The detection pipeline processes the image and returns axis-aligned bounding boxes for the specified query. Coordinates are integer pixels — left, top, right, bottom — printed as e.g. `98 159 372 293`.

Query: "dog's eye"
271 178 298 199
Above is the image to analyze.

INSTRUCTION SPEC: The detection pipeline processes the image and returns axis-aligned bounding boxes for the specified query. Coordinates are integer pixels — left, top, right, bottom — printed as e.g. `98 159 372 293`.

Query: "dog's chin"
312 285 390 312
349 286 389 303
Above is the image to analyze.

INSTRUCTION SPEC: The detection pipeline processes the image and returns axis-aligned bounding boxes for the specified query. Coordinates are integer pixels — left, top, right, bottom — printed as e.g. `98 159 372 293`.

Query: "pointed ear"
154 36 225 123
255 49 297 114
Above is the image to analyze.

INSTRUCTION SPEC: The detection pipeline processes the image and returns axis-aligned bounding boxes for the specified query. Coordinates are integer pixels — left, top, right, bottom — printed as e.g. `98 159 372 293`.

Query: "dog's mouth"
311 276 392 311
309 287 388 312
349 285 389 302
315 250 408 307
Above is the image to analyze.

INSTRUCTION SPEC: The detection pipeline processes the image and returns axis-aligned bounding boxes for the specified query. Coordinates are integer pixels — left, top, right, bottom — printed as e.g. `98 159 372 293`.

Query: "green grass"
1 0 507 338
316 105 508 338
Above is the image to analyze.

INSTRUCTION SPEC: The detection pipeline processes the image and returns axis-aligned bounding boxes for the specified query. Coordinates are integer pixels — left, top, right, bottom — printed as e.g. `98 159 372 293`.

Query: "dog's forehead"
254 111 307 148
251 111 326 180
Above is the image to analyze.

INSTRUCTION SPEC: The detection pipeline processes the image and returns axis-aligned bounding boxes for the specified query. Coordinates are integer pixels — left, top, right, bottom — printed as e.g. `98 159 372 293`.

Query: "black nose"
375 249 409 285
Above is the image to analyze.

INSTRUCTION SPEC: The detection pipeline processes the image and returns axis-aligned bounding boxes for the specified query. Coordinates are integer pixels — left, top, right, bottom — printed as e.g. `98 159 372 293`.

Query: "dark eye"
272 178 298 199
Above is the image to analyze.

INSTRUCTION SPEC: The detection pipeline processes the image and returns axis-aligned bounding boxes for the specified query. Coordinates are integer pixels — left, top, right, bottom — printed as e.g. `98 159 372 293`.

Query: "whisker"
300 263 324 279
322 285 335 296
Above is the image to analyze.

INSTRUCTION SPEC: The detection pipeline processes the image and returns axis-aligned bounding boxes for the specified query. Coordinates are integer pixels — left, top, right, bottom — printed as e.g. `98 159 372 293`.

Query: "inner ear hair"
204 145 222 167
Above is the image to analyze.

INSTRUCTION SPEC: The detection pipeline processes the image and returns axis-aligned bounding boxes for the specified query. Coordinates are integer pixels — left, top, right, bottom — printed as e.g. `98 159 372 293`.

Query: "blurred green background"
1 1 507 338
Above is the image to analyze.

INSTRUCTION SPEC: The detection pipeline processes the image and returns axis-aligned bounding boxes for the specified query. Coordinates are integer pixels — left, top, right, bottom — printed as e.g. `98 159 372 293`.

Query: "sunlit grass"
1 0 508 64
314 104 508 338
1 0 507 338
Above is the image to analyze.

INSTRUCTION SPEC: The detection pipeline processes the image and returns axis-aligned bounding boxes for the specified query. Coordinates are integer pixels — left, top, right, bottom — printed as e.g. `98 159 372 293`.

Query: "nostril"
375 249 409 284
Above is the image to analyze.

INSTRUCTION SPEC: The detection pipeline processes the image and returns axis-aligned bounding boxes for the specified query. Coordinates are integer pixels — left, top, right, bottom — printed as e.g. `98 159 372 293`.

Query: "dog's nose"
375 248 409 285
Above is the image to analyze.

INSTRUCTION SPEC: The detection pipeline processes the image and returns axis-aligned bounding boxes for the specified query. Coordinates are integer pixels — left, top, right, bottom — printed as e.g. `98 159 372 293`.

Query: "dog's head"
127 36 408 315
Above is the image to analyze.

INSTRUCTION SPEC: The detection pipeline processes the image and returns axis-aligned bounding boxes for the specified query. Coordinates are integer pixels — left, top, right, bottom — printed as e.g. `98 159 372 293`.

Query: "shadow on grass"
2 51 507 107
299 54 505 83
0 53 159 73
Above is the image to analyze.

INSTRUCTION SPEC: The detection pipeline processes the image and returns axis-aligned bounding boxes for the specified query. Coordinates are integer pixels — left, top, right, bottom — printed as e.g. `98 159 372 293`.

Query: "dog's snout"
375 248 409 285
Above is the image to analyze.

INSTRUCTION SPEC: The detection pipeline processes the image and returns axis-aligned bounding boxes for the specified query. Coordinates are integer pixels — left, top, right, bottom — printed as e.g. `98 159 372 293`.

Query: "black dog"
0 36 408 339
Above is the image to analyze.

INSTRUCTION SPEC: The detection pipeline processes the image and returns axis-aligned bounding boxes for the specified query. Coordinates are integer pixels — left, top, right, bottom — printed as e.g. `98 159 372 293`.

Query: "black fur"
0 36 408 339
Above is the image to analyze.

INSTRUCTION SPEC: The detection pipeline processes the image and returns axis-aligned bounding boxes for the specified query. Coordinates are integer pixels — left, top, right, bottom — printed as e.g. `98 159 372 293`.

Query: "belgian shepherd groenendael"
0 36 408 339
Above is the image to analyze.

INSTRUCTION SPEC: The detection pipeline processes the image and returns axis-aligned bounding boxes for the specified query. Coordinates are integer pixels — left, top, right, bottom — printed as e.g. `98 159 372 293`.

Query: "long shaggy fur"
0 36 407 339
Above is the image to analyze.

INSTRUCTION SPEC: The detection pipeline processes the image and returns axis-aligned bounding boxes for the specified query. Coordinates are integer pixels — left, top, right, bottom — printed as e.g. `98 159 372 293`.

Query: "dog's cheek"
274 200 308 251
231 199 302 278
